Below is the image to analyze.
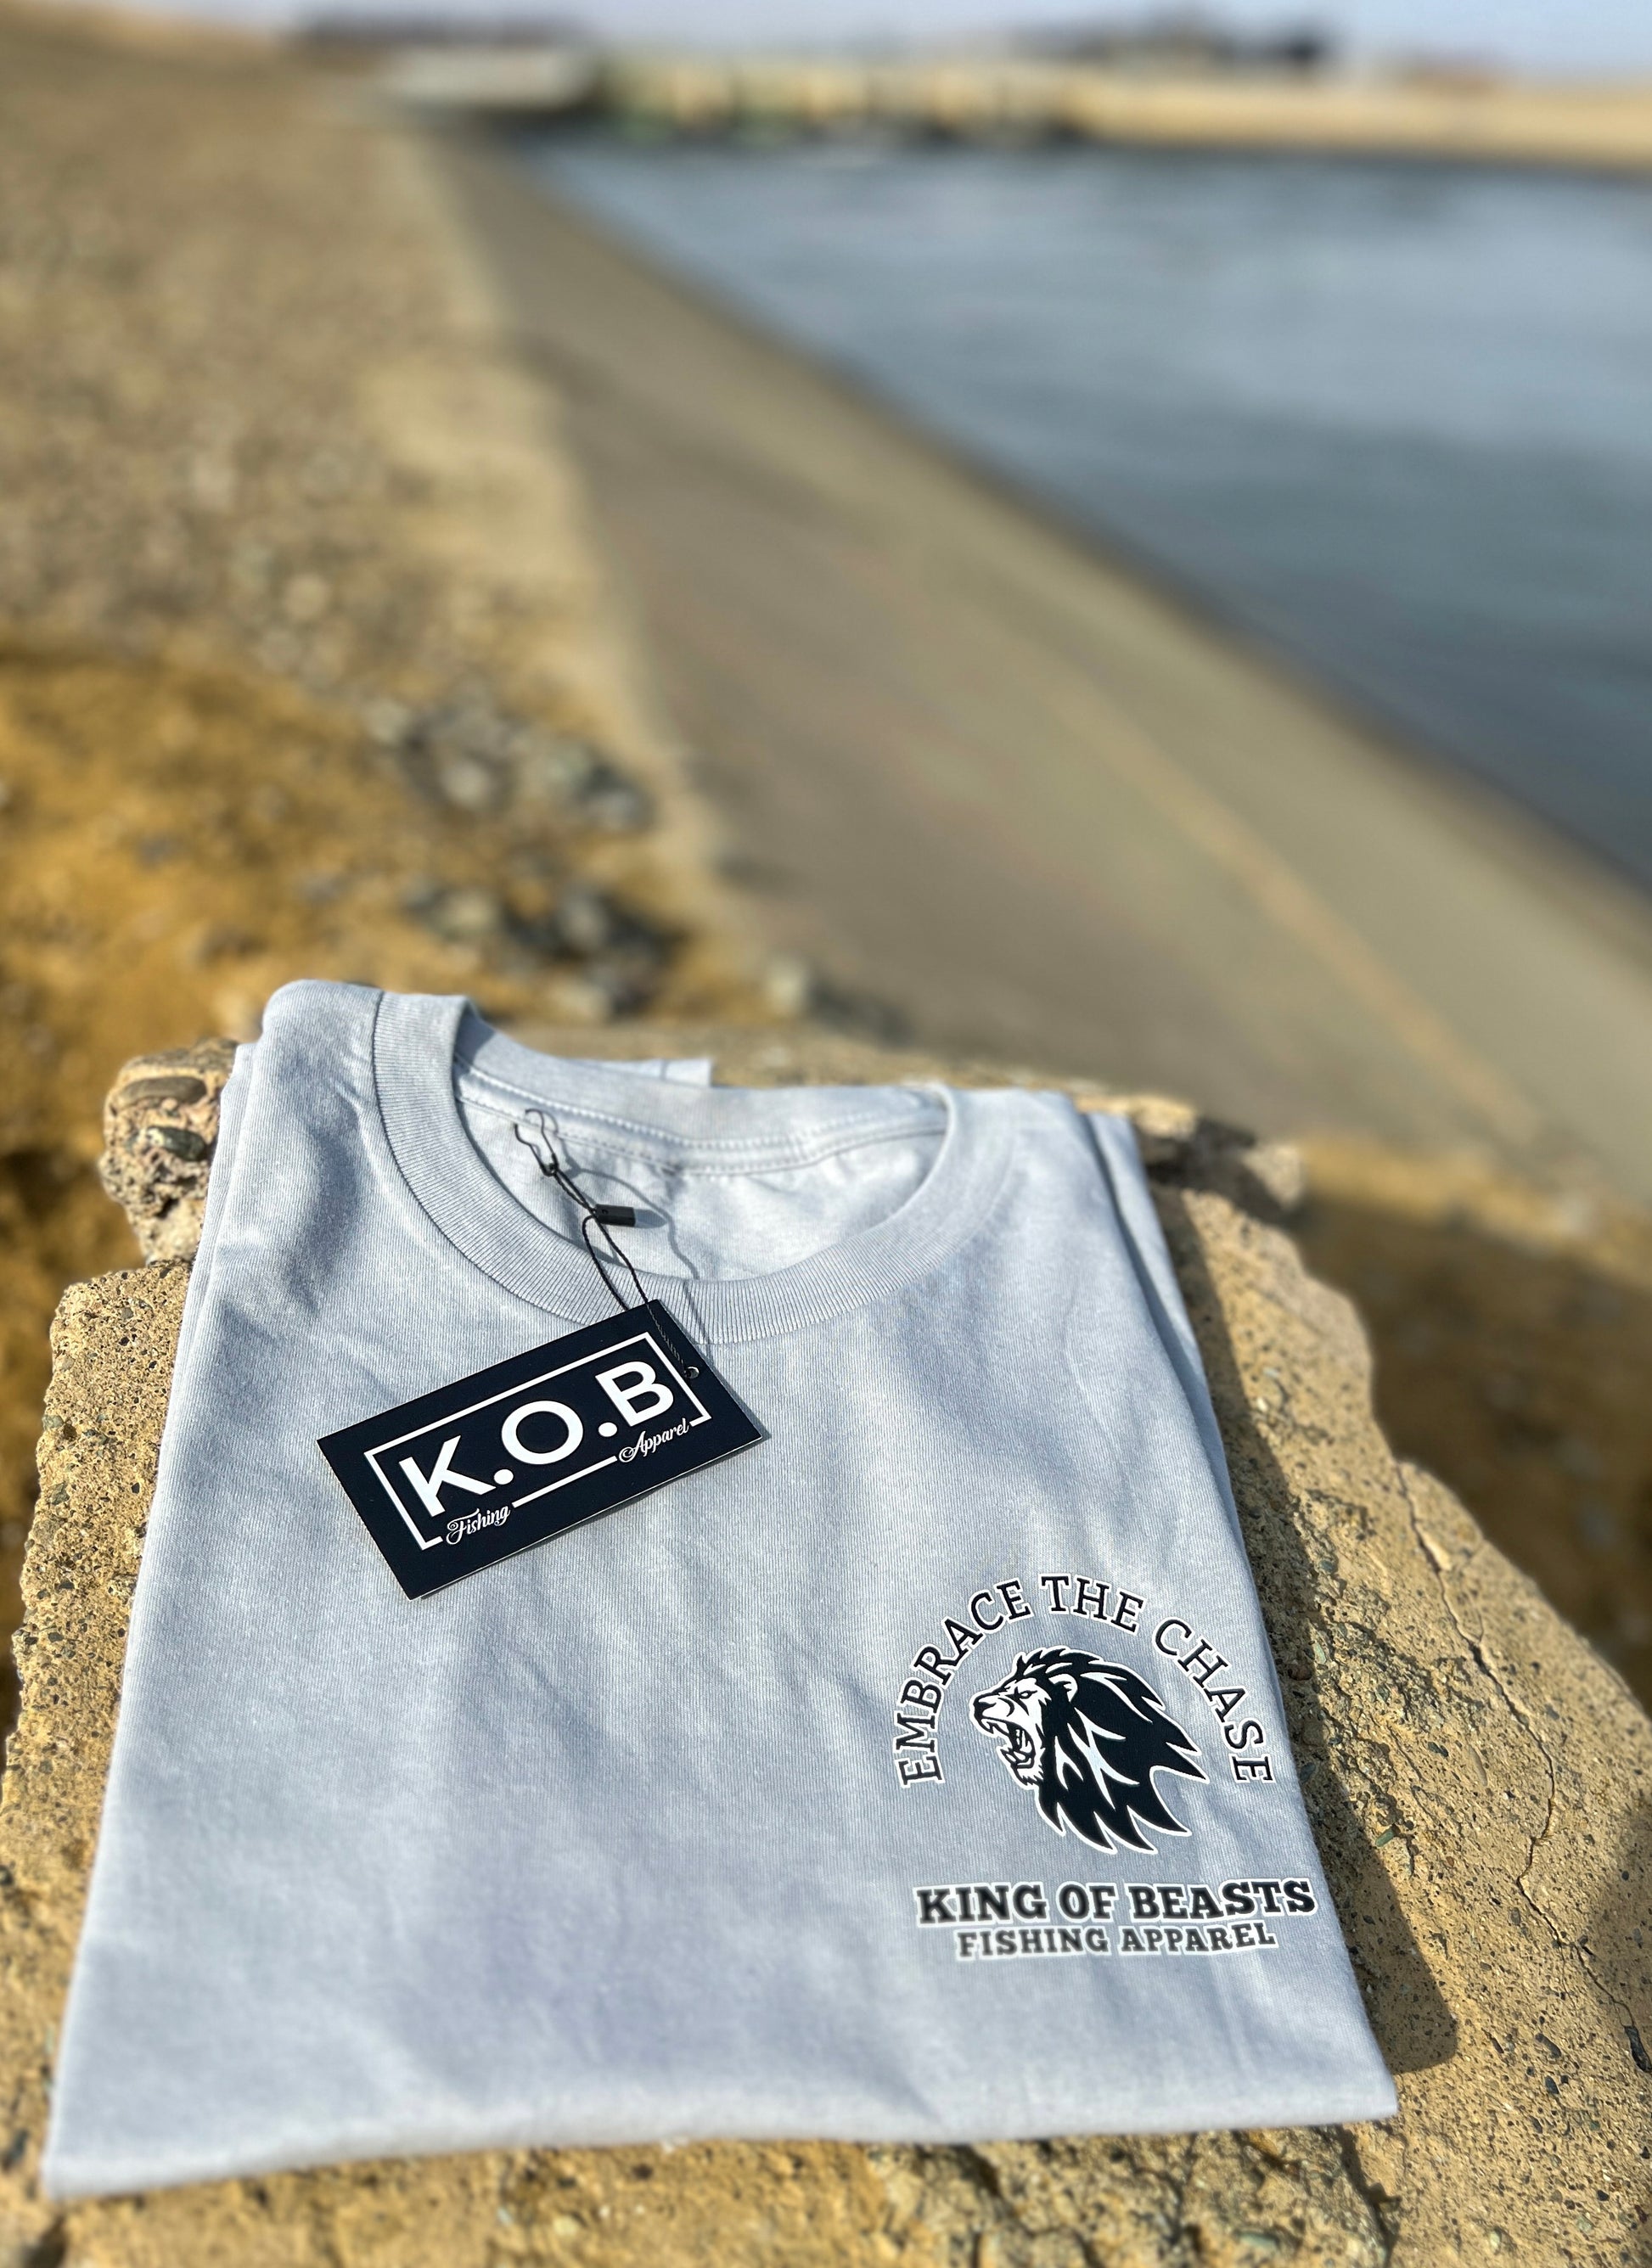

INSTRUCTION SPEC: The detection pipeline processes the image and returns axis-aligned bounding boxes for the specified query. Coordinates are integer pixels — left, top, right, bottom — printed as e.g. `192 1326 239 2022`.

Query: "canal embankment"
606 55 1652 175
424 130 1652 1698
430 129 1652 1204
391 45 1652 177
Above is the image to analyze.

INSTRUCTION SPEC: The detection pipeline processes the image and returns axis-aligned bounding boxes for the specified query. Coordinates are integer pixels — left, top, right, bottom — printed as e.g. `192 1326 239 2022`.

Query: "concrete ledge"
1 1034 1648 2264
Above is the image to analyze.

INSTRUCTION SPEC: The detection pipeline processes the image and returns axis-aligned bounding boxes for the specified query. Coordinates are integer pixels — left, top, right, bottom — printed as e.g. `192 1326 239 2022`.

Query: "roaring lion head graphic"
971 1647 1205 1851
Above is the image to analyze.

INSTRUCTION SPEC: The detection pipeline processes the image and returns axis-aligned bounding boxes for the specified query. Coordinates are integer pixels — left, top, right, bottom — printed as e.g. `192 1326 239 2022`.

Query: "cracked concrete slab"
0 1030 1647 2265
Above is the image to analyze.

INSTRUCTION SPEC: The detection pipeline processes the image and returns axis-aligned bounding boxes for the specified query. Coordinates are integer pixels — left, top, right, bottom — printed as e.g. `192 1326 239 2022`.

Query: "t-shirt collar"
371 992 1018 1345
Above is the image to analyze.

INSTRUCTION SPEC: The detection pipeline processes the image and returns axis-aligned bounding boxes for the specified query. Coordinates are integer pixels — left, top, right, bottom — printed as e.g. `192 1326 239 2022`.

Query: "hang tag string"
514 1109 649 1316
579 1212 648 1317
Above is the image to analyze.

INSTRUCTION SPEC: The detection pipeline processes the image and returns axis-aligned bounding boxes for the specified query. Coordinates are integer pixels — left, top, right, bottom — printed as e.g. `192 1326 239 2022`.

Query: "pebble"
422 886 504 946
550 884 618 958
761 952 814 1017
121 1075 206 1108
138 1125 209 1162
380 696 655 836
435 756 499 815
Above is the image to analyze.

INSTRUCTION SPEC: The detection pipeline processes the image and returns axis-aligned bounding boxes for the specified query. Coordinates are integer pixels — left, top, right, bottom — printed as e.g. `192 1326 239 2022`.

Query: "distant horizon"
46 0 1652 76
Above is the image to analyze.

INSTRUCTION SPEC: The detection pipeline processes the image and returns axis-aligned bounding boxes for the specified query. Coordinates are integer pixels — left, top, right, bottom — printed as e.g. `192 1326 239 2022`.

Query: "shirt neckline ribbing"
371 993 1020 1346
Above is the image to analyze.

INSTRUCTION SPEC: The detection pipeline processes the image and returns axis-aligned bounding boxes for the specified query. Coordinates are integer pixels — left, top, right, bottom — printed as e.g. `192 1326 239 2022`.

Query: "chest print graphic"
972 1647 1206 1852
894 1578 1310 1968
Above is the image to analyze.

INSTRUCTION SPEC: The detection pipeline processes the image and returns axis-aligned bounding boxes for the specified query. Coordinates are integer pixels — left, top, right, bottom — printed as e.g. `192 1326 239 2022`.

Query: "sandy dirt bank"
0 4 771 1701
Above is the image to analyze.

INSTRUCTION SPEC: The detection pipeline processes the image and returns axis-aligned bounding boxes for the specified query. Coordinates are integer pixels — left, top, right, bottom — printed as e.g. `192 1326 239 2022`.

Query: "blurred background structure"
2 0 1651 1713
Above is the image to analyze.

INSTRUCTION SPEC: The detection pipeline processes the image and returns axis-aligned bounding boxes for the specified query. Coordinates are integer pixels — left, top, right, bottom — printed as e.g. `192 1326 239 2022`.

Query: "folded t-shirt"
43 981 1393 2198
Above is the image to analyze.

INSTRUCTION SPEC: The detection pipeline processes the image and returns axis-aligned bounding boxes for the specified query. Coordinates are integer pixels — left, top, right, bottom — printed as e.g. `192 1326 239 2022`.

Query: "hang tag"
318 1300 763 1598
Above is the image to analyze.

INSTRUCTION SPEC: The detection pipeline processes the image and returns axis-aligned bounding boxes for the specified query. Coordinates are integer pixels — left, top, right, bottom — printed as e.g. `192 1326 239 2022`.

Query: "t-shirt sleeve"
1084 1109 1243 1541
168 1041 256 1391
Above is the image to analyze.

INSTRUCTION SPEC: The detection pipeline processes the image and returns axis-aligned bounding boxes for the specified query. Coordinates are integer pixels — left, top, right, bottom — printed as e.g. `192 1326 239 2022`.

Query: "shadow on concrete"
1298 1193 1652 1714
1149 1136 1458 2080
1587 1797 1652 2261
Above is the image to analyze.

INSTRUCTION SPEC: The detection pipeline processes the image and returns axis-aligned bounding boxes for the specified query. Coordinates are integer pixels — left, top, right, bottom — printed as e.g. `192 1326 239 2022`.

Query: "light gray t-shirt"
43 982 1394 2198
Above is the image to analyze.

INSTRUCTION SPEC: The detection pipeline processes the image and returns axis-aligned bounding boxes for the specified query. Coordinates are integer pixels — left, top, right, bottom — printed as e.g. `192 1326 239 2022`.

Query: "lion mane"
971 1646 1205 1851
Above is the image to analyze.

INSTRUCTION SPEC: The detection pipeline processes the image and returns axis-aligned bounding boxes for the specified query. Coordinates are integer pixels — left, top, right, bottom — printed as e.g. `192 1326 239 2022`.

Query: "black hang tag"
318 1300 763 1599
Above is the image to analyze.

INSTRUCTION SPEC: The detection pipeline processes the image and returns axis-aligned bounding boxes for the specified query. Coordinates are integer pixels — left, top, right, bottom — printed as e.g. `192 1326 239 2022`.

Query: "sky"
109 0 1652 75
545 3 1652 75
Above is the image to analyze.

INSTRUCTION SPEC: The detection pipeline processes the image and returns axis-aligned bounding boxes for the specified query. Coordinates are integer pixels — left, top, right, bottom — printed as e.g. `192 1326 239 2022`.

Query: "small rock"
513 732 653 832
183 923 258 968
391 696 512 806
435 756 501 815
551 883 619 959
362 699 413 749
761 952 813 1019
538 972 614 1025
293 870 347 907
96 1037 236 1262
808 976 911 1046
530 887 671 1011
579 957 658 1017
138 1125 209 1162
514 733 595 807
577 766 653 834
421 886 503 946
115 1075 205 1109
388 700 655 834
